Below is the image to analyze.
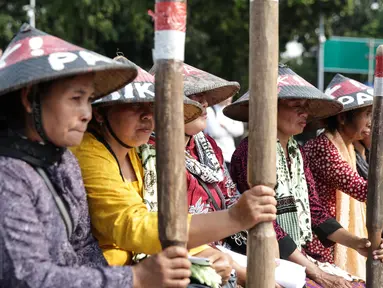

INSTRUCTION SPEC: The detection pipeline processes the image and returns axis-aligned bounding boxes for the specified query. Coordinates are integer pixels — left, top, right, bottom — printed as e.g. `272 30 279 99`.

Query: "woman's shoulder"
71 132 107 153
71 132 122 181
303 133 332 154
58 149 86 182
0 156 42 201
0 155 36 181
71 132 116 163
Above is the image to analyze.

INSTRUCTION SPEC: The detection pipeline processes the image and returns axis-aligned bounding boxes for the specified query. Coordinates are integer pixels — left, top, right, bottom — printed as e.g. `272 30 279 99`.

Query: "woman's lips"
137 127 153 133
362 130 370 136
298 121 307 128
71 128 86 133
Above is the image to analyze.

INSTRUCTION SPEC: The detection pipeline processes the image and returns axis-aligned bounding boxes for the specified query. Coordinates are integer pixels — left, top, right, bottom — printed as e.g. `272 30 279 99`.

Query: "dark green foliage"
0 0 381 91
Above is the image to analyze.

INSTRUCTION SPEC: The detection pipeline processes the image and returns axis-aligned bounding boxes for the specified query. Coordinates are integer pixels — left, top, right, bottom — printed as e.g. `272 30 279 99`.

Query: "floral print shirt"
230 137 342 260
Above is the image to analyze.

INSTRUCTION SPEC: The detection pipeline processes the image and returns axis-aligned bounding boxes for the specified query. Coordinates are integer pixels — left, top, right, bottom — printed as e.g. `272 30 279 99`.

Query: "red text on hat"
277 75 312 88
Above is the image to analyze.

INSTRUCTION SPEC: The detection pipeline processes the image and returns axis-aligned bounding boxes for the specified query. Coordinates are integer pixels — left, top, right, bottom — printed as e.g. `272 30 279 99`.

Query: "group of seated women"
0 24 381 288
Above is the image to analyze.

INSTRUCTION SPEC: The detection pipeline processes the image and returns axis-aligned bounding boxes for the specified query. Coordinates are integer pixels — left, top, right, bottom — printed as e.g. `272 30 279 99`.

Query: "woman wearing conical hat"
0 24 194 288
304 75 375 279
72 57 277 286
225 64 383 287
149 63 248 287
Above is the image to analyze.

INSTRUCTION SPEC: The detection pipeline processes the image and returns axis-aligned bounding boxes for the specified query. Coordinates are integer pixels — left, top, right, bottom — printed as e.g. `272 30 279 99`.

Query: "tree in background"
1 0 382 93
283 0 383 87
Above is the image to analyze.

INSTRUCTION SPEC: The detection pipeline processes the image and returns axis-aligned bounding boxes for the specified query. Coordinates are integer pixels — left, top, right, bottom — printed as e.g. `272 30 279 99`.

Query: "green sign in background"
324 36 383 74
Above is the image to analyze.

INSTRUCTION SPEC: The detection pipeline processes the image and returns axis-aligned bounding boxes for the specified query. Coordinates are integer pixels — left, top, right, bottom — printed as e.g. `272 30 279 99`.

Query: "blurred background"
1 0 383 97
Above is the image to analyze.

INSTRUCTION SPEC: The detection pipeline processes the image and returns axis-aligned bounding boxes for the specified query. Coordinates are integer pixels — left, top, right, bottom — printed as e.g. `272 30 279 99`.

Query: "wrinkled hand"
195 247 233 284
229 185 277 230
132 246 191 288
210 251 233 284
314 273 353 288
356 238 383 262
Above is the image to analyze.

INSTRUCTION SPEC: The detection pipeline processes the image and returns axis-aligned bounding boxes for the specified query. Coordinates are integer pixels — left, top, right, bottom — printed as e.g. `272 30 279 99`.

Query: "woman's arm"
76 145 276 253
288 250 352 288
189 185 277 248
304 137 367 202
300 147 343 247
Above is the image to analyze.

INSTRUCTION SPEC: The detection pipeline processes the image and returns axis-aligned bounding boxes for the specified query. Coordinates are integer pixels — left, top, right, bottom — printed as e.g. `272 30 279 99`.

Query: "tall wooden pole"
154 0 188 248
366 45 383 288
247 0 278 287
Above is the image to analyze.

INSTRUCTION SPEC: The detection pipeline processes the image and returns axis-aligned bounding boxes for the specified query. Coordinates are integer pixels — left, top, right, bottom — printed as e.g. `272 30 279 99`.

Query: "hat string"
31 89 52 145
104 116 133 149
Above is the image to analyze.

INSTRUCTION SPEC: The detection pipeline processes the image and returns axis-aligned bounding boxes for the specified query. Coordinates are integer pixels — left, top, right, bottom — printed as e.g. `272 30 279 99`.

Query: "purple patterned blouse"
0 149 134 288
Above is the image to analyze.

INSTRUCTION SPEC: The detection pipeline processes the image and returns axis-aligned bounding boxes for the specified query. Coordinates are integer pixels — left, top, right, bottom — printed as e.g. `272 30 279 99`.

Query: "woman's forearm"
327 228 360 250
287 249 322 281
187 211 242 249
187 184 277 249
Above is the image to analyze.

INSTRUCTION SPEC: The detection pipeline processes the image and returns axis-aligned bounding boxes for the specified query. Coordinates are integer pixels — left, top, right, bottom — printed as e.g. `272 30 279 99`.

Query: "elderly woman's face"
277 99 309 137
39 74 95 147
100 103 154 147
184 94 208 136
341 106 372 142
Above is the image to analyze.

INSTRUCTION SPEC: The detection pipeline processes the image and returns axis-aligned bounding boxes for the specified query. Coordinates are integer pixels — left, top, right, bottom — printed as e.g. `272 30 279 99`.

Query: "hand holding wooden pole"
366 45 383 288
247 0 279 287
154 0 188 248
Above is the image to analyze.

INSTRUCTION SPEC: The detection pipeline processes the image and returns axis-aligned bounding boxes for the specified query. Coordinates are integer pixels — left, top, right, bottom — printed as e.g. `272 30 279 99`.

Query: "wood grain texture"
155 0 188 249
155 59 188 248
247 0 279 287
366 49 383 286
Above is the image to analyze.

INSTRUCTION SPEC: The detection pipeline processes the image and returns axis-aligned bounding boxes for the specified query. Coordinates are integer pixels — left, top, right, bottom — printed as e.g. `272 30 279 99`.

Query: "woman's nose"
141 106 154 120
142 113 153 120
81 103 92 123
301 111 309 119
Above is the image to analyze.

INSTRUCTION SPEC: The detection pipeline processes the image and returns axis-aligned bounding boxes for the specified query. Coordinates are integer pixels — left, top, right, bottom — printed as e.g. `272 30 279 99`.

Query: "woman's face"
361 131 372 149
184 94 208 136
341 106 372 142
277 99 309 137
39 74 95 147
103 102 154 147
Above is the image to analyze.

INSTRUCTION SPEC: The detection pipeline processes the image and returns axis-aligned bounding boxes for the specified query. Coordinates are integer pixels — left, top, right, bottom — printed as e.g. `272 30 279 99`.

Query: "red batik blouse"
303 133 367 263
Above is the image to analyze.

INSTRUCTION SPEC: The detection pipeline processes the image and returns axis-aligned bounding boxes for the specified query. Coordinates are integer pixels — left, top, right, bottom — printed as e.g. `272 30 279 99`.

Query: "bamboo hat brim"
150 63 240 107
0 24 138 101
94 57 203 123
223 64 343 122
